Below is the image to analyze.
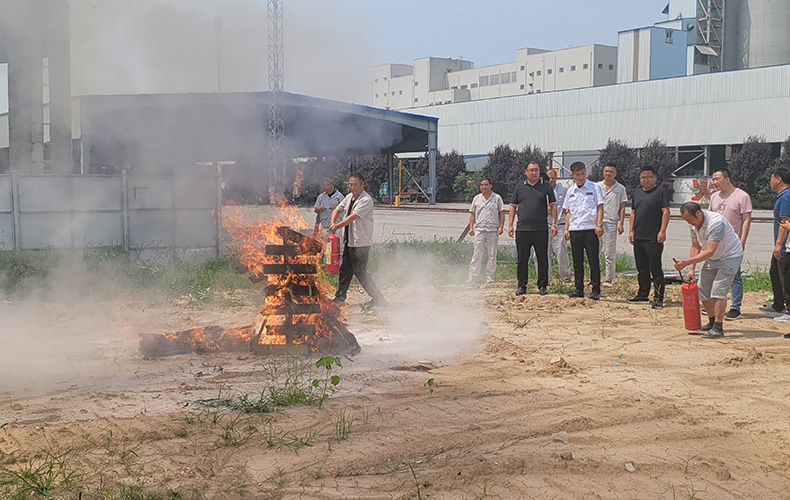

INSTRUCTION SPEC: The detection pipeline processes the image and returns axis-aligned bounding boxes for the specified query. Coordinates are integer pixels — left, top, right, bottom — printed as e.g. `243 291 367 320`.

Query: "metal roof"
409 64 790 155
78 91 435 160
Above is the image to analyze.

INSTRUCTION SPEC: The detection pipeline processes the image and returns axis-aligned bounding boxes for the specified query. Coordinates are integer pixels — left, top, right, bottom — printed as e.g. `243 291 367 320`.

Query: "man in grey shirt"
596 164 628 286
674 202 744 339
314 178 344 238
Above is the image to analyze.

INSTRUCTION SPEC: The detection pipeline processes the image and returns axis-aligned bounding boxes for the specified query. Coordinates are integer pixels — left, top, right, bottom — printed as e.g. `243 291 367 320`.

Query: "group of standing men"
468 160 671 306
465 161 775 339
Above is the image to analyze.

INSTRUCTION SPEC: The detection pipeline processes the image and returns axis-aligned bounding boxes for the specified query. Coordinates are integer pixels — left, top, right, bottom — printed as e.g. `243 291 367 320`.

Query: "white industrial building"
372 44 617 110
371 0 790 202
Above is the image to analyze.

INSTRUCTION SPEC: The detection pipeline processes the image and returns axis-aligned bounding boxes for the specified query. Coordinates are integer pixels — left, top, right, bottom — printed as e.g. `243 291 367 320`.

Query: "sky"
1 0 672 114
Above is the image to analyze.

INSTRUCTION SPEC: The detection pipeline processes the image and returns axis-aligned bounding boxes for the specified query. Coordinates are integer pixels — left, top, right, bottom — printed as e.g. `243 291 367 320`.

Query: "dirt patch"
1 286 790 498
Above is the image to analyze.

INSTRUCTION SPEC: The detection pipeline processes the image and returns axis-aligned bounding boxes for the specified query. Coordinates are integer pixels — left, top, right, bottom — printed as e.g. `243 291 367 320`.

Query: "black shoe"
724 309 742 321
364 297 388 308
515 287 527 296
538 286 548 295
627 295 649 303
568 290 585 298
700 321 715 332
783 333 790 339
651 299 663 309
702 327 724 339
587 291 600 301
333 295 345 304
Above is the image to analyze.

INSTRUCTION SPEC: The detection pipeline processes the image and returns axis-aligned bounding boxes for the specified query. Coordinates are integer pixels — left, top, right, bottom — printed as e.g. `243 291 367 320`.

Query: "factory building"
372 45 617 110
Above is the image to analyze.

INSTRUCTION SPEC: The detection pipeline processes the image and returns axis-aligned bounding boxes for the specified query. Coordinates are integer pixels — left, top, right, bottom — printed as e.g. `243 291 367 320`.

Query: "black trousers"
769 254 790 312
633 239 665 300
516 230 549 288
336 246 385 301
569 230 600 293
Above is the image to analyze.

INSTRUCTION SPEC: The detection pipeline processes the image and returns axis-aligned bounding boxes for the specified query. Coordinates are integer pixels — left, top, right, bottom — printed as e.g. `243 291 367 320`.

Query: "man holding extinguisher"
674 202 743 339
330 173 387 307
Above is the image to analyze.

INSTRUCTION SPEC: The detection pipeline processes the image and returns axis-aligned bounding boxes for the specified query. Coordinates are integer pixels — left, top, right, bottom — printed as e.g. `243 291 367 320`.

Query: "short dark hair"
773 167 790 185
480 177 492 184
712 168 730 179
349 172 365 184
680 201 703 217
525 161 540 170
540 173 550 182
569 161 586 173
640 166 656 175
603 163 617 170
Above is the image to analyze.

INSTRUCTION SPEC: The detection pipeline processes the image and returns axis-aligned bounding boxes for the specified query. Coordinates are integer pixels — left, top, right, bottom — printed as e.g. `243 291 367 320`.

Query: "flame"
294 164 304 195
145 198 351 358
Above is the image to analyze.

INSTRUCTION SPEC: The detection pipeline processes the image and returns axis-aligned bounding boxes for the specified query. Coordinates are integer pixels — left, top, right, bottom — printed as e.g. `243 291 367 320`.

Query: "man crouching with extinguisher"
674 201 744 339
329 173 388 308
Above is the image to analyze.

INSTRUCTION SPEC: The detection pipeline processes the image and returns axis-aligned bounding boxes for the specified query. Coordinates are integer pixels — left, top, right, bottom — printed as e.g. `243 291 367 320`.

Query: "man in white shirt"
674 202 744 339
467 178 505 284
314 178 344 238
545 169 572 282
563 162 604 300
596 164 628 286
330 172 386 307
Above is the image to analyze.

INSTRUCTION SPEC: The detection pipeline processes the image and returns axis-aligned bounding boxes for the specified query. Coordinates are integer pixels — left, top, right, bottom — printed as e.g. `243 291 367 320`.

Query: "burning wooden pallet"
140 226 360 359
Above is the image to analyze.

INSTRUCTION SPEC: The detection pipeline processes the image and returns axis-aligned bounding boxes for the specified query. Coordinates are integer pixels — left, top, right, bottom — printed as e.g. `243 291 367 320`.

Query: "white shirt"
547 183 568 225
688 211 744 261
596 181 628 224
336 190 375 247
562 179 604 231
470 192 504 232
314 190 344 228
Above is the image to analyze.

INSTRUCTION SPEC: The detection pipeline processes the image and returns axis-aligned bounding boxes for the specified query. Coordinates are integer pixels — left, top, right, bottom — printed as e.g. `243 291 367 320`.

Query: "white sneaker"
465 277 476 284
774 314 790 323
602 280 613 288
485 276 495 283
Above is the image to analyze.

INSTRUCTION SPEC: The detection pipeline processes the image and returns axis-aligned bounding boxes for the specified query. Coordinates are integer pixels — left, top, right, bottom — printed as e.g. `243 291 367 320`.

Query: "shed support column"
703 145 710 176
387 152 394 205
428 121 437 205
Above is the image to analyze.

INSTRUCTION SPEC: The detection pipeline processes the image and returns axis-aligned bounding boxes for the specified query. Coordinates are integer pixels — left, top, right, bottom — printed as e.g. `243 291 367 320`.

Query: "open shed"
77 92 439 203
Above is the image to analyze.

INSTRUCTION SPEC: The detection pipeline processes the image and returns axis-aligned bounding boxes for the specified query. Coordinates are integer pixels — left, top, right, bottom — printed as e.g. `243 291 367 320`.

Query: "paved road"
366 205 776 271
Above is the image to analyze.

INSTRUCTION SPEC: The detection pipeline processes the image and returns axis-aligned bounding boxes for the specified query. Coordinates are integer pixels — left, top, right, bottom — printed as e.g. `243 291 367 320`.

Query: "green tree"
354 154 388 200
453 170 483 203
639 138 677 193
413 150 468 202
481 144 551 200
735 136 779 209
597 139 639 195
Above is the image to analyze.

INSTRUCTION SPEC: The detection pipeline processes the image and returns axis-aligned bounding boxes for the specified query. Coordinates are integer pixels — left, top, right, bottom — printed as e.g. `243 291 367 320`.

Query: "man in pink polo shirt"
708 168 752 320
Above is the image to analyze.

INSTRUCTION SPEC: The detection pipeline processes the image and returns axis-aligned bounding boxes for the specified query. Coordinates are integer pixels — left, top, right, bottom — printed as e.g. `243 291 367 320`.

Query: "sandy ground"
2 277 790 500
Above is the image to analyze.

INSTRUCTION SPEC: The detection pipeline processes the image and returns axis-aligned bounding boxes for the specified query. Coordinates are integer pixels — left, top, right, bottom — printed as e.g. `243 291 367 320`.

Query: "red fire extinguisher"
326 234 340 275
681 283 702 330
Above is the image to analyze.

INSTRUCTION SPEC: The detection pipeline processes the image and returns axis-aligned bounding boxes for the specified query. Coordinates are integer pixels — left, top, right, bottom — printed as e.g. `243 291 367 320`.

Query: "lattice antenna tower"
268 0 285 201
696 0 725 72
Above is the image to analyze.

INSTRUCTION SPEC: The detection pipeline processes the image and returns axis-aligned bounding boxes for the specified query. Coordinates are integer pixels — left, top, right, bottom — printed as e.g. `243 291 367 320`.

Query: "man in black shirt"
628 166 670 308
508 162 558 296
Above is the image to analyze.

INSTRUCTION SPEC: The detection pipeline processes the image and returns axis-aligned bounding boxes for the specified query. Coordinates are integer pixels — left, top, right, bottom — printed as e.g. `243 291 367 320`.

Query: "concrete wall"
0 172 220 258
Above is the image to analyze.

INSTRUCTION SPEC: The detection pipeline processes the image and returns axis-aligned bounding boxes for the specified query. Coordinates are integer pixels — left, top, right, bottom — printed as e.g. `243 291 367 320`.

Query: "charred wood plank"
272 303 322 315
262 264 317 275
265 245 298 256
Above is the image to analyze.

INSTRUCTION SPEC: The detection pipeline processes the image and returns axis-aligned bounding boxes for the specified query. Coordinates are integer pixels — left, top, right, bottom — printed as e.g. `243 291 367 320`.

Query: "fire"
141 199 358 359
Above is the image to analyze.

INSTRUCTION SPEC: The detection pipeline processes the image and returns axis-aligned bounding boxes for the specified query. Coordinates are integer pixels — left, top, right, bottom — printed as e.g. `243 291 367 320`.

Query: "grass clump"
193 355 343 414
0 247 255 304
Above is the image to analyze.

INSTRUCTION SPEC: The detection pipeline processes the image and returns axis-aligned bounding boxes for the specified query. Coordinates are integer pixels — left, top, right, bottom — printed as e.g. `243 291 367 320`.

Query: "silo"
724 0 790 70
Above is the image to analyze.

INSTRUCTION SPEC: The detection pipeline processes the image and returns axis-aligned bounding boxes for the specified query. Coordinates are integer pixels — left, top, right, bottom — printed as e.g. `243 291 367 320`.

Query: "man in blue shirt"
765 167 790 319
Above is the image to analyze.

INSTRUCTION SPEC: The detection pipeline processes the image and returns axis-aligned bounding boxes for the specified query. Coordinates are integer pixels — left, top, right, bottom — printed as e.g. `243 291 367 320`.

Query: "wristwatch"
596 223 603 227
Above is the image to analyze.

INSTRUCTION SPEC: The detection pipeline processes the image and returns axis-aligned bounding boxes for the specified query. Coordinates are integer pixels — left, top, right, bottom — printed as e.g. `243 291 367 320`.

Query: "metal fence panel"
72 176 122 211
0 173 219 255
0 176 11 211
18 212 72 248
0 215 12 250
174 209 217 248
128 210 175 249
127 178 174 210
18 176 72 212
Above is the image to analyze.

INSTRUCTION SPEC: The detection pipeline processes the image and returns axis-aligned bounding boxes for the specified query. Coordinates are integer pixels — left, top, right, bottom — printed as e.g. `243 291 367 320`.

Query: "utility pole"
268 0 285 202
214 15 223 92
